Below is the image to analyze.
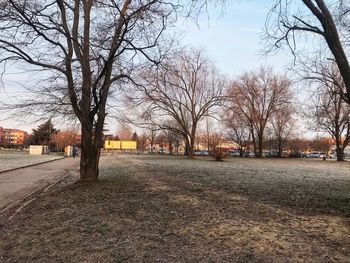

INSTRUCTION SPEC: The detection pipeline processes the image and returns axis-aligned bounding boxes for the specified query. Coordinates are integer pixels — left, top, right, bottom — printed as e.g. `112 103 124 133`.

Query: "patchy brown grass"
0 155 349 262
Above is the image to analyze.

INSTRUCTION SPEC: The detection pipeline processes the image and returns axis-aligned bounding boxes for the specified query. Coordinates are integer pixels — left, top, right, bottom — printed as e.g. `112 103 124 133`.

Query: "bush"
211 148 227 161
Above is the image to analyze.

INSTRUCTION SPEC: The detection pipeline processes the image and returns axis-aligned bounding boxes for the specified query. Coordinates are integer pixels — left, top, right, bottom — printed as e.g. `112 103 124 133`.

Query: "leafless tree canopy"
228 67 293 158
307 62 350 161
116 123 133 141
126 48 226 158
269 104 295 157
266 0 350 103
223 110 251 156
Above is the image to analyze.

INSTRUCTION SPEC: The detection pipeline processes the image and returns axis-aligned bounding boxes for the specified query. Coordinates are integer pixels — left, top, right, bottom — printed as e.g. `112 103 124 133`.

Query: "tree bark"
315 2 350 102
188 128 197 159
278 139 283 158
239 145 244 157
188 139 195 159
336 149 344 162
79 125 100 182
257 128 264 158
251 128 257 157
257 136 263 158
169 141 173 154
335 136 345 162
184 136 195 159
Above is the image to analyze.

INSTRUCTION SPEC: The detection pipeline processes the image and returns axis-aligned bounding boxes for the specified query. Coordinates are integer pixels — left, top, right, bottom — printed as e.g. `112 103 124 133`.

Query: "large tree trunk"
251 129 258 157
150 138 154 154
257 126 265 158
336 136 345 162
336 149 344 162
257 135 263 158
169 141 173 154
184 135 195 159
239 145 244 157
80 145 100 182
188 129 197 159
188 139 195 159
79 126 101 182
277 138 283 158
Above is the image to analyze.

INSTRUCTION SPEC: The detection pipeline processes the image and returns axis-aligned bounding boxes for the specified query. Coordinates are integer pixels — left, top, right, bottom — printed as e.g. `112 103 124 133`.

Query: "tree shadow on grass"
0 156 349 262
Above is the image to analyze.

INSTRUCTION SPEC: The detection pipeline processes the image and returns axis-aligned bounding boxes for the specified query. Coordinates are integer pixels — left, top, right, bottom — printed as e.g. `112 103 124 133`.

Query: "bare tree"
52 128 79 152
288 137 310 157
228 67 293 158
307 63 350 161
309 136 333 153
161 127 183 154
223 111 251 157
145 125 159 154
207 131 225 152
126 49 226 158
116 124 133 141
270 106 295 158
0 1 181 182
137 133 148 153
203 117 224 152
267 0 350 103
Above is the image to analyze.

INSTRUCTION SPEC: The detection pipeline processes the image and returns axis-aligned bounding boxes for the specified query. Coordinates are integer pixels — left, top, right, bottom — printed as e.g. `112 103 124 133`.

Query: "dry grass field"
0 155 349 262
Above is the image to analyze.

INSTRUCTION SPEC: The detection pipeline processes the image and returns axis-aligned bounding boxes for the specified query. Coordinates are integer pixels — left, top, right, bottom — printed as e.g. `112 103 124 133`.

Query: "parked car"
194 150 202 156
246 151 255 157
264 151 279 157
289 151 306 158
306 152 326 158
194 150 209 156
229 150 240 157
158 149 167 154
200 150 209 156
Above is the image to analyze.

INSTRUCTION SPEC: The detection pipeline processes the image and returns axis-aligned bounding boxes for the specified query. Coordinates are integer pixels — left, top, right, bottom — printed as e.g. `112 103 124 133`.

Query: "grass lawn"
0 155 349 262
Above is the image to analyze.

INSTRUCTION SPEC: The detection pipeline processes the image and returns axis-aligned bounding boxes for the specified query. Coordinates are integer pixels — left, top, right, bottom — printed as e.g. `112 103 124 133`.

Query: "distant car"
200 150 209 156
289 151 305 158
194 150 202 156
306 152 326 158
194 150 209 156
265 151 279 158
319 152 327 158
246 151 255 157
158 149 167 154
328 150 336 159
229 150 240 157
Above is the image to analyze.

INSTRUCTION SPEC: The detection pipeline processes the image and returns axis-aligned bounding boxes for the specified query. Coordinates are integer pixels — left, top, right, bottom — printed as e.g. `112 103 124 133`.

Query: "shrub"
211 148 227 161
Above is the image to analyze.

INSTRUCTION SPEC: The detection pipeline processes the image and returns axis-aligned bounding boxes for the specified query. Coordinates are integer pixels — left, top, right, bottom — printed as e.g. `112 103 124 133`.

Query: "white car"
229 150 240 157
306 152 326 158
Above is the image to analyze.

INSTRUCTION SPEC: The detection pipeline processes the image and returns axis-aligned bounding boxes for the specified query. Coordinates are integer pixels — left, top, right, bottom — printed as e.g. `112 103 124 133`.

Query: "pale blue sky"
0 0 301 133
177 0 291 76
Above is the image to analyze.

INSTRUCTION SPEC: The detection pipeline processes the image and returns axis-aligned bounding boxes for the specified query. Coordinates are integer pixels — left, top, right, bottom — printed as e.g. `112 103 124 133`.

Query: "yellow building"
104 140 137 150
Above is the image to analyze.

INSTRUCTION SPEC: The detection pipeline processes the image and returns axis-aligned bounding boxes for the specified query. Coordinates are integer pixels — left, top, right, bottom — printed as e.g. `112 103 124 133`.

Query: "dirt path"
0 157 79 210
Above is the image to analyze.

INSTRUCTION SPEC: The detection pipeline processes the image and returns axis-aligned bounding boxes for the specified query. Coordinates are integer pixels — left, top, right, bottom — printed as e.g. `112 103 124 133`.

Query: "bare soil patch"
0 155 349 262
